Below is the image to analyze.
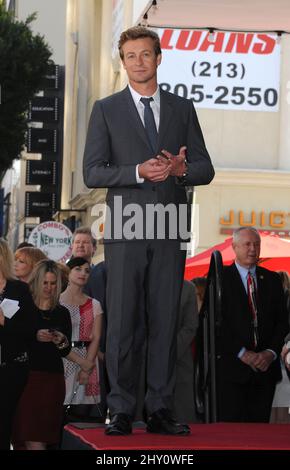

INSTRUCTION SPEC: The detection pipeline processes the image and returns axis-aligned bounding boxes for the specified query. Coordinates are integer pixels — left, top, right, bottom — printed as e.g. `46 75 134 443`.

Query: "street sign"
27 128 58 154
25 192 56 217
41 64 60 90
28 97 59 123
26 160 57 186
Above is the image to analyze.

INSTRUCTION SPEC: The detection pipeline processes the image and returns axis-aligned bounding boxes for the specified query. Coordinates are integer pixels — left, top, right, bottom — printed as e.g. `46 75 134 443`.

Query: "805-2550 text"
160 83 278 108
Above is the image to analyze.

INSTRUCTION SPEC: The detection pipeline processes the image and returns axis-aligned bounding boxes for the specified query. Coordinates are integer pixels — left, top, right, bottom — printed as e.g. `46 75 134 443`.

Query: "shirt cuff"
136 165 144 183
266 349 277 360
238 347 246 358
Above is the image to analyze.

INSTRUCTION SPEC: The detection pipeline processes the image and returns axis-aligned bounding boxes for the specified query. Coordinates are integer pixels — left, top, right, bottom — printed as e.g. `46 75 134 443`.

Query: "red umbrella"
184 232 290 280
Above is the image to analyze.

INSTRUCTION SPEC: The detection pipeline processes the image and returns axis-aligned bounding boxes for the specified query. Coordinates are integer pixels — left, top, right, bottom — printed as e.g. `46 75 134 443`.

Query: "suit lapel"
122 87 151 151
256 266 266 313
122 87 174 154
158 89 174 146
231 264 247 297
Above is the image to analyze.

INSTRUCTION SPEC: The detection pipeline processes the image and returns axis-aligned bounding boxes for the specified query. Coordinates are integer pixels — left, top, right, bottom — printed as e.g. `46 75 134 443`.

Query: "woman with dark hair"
60 257 103 420
0 239 37 450
12 260 72 450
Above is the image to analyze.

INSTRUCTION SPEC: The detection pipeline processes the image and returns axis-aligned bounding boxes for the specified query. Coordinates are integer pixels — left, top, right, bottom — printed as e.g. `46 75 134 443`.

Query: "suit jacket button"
152 187 156 191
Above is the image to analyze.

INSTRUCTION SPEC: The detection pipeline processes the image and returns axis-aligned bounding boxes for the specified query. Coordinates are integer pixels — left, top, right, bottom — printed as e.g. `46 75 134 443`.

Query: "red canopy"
184 232 290 280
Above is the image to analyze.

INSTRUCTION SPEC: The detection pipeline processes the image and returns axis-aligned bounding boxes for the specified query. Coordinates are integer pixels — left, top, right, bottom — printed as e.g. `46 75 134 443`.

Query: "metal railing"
194 250 223 423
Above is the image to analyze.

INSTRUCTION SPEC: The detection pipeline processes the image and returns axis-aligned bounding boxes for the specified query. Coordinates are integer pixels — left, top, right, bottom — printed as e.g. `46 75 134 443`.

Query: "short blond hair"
72 226 95 243
118 26 161 60
0 238 15 280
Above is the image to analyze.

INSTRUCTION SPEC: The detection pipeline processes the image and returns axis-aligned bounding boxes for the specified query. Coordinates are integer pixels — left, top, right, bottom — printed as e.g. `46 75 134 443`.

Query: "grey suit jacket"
83 86 214 241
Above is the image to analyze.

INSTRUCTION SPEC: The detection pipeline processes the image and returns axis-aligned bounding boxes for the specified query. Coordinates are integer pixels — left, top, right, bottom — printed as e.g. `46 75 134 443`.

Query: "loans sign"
158 29 281 112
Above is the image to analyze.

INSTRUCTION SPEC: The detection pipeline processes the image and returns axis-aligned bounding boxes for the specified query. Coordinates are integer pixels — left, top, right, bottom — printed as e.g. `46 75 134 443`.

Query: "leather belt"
71 341 90 348
0 352 28 367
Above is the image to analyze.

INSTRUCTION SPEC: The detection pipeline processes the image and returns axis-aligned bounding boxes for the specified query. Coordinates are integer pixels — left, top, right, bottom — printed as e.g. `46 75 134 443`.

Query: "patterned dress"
61 298 103 405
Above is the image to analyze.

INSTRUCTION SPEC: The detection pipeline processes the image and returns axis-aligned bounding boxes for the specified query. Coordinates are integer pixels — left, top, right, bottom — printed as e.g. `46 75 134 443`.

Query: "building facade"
2 0 290 258
1 0 67 248
61 0 290 257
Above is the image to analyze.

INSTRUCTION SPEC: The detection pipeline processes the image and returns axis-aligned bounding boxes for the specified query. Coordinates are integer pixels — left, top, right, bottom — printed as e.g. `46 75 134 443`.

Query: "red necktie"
247 272 259 348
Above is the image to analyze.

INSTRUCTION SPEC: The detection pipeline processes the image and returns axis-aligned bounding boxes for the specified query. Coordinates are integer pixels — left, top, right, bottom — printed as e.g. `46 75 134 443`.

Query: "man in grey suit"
83 26 214 435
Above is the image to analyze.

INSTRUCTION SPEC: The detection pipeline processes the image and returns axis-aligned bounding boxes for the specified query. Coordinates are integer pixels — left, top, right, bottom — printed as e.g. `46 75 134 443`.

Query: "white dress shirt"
234 261 276 360
128 85 161 183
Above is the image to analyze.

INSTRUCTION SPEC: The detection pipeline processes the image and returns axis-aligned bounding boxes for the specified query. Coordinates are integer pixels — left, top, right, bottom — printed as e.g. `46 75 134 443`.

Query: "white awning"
138 0 290 33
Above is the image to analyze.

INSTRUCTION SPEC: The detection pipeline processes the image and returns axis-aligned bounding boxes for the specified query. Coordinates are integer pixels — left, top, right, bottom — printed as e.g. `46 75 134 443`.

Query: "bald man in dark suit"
83 26 214 435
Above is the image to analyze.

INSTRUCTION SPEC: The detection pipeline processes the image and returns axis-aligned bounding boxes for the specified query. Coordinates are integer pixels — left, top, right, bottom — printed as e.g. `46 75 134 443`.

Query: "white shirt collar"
235 261 256 278
128 84 160 108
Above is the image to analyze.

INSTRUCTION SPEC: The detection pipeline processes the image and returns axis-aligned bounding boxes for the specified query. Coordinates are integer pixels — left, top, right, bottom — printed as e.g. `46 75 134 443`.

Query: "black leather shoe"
105 413 132 436
147 408 190 435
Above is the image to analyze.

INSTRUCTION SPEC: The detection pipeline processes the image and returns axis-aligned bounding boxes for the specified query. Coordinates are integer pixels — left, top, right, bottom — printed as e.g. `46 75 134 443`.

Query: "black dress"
12 304 72 444
0 279 37 450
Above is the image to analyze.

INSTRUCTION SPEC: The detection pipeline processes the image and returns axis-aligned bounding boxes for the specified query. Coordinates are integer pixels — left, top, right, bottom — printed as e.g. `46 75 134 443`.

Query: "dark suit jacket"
176 280 199 383
84 261 107 354
84 261 106 312
83 86 214 241
0 280 37 363
218 264 289 384
174 280 199 422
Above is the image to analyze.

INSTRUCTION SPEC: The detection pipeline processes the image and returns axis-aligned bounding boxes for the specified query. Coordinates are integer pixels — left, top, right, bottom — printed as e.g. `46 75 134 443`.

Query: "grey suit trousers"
105 239 186 417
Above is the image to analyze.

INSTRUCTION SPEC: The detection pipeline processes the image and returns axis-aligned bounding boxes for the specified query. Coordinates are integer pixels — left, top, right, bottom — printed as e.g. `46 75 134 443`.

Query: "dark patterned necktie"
140 97 158 152
247 271 259 348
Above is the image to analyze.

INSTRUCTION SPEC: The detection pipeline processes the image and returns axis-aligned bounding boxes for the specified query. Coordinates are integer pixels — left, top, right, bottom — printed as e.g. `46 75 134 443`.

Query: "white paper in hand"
0 298 20 319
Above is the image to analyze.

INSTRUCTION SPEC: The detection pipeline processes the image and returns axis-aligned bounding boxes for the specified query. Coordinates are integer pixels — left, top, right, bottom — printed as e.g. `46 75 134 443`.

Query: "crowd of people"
0 229 105 450
1 223 290 449
0 224 207 450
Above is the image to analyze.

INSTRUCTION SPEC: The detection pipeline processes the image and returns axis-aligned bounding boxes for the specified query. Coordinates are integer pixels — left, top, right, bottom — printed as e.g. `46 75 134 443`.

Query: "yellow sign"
220 210 289 228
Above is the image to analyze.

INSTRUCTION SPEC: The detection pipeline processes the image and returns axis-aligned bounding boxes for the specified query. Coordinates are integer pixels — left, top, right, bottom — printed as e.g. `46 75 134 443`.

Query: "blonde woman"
14 247 47 283
12 260 72 450
0 239 37 450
